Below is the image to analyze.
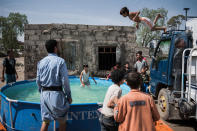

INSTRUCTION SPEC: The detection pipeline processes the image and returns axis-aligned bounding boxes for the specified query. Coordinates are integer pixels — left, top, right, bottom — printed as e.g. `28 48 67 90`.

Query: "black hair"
116 62 121 68
7 50 12 55
45 39 57 53
83 64 88 68
174 38 185 47
111 69 125 84
120 7 129 15
124 61 129 65
136 51 142 55
125 72 142 89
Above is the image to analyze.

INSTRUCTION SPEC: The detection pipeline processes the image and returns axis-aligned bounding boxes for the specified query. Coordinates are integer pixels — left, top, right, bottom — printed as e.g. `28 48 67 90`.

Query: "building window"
98 47 116 70
63 43 76 70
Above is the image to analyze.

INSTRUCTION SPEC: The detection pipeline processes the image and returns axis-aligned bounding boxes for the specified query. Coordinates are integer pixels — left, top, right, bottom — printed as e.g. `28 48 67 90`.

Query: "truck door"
150 39 171 84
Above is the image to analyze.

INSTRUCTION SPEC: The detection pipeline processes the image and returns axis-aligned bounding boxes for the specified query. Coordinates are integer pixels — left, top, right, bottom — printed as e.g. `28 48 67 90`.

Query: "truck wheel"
157 88 171 120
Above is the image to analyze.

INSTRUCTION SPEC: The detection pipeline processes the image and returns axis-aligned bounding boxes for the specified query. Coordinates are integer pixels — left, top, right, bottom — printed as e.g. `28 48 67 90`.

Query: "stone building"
24 24 142 79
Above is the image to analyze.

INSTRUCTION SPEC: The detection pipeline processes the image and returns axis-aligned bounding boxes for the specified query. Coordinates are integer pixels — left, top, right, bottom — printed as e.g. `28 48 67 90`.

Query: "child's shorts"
141 17 154 30
83 80 90 86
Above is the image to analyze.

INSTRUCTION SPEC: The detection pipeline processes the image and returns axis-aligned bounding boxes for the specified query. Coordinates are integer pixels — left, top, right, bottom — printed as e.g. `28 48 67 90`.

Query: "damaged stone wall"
24 24 140 79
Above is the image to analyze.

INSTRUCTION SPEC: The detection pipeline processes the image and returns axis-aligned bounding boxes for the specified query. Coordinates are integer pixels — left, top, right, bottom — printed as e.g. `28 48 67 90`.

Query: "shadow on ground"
165 119 197 131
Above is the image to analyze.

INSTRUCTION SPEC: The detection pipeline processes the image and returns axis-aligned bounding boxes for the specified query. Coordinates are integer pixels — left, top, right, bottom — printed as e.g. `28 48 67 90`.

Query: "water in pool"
3 77 130 104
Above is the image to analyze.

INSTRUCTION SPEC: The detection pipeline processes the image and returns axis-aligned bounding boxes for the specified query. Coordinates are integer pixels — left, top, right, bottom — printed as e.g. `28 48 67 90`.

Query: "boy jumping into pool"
80 64 97 87
120 7 167 32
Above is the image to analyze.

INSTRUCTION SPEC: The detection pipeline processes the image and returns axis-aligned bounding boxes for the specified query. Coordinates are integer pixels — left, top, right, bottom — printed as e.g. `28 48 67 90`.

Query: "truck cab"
149 30 195 120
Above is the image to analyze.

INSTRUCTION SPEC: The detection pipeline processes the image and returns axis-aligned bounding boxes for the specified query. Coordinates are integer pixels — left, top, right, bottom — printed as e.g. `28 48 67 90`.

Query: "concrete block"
117 37 127 42
29 35 40 41
25 24 40 30
107 36 117 41
80 31 91 36
88 25 99 30
25 30 35 35
39 24 53 30
113 26 122 31
109 31 120 37
127 34 136 42
96 36 106 41
51 31 62 39
122 26 135 32
53 24 64 30
40 35 51 40
99 26 108 30
35 40 45 46
65 24 77 30
62 29 70 35
77 24 88 30
95 31 104 37
119 32 126 37
24 34 29 40
85 36 96 41
25 40 35 45
71 30 79 36
35 30 42 35
127 33 134 38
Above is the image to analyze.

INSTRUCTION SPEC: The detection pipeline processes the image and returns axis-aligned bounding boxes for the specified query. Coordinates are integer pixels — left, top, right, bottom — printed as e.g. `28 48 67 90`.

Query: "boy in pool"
80 64 97 87
99 69 125 131
120 7 167 32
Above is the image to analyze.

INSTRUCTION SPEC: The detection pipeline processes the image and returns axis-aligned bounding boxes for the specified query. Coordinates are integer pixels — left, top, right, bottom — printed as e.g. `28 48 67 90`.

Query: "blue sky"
0 0 197 41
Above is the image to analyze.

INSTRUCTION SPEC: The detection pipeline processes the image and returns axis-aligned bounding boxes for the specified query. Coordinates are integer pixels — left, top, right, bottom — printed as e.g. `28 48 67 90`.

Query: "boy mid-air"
120 7 167 32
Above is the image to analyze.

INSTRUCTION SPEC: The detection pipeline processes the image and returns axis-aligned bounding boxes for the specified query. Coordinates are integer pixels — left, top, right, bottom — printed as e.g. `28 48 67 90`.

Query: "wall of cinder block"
24 24 150 79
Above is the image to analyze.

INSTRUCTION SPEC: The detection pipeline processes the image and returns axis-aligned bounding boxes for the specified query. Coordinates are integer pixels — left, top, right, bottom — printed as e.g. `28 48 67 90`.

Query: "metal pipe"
181 48 192 98
188 48 197 102
54 120 56 131
196 58 197 120
0 97 18 129
6 97 18 103
196 102 197 119
188 49 192 102
183 8 190 30
9 101 14 129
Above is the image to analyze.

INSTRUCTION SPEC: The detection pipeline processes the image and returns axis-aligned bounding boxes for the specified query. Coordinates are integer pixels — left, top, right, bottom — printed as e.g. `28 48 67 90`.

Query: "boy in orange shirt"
109 71 160 131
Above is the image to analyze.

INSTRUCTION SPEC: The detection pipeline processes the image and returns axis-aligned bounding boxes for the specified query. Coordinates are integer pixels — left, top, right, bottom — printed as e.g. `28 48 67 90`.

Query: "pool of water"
3 77 130 104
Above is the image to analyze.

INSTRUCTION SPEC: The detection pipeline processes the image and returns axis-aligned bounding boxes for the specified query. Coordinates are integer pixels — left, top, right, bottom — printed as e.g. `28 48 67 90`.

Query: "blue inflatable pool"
0 76 130 131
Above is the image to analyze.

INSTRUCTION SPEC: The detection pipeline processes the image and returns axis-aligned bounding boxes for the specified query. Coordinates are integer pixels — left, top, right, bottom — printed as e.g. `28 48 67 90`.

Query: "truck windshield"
156 40 171 59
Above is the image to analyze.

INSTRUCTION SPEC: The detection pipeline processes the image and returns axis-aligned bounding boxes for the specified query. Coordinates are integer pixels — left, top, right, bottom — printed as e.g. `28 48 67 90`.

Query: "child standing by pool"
80 64 97 87
141 67 150 93
99 69 125 131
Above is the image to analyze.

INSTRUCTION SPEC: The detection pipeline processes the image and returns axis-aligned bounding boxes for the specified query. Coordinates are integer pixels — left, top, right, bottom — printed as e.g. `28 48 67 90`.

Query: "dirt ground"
0 57 196 131
164 119 196 131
